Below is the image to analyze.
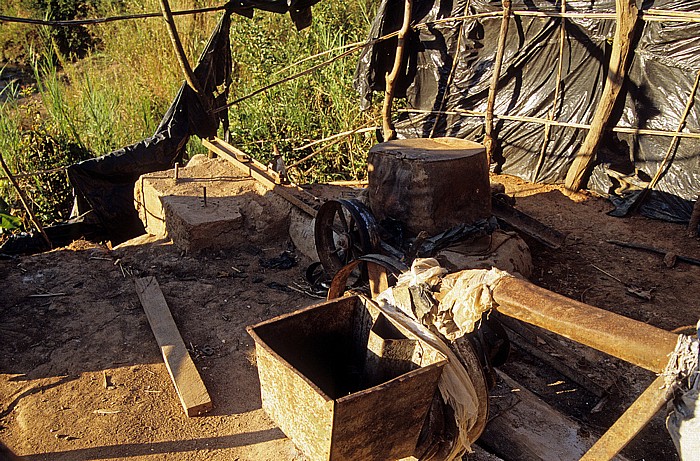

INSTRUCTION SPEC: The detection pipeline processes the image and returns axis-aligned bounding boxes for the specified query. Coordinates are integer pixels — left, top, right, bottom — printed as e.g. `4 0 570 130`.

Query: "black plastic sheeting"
65 0 321 245
355 0 700 223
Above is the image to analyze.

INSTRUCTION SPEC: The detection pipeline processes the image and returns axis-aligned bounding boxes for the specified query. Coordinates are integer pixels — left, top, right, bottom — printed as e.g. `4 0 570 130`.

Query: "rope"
662 324 699 389
0 5 227 27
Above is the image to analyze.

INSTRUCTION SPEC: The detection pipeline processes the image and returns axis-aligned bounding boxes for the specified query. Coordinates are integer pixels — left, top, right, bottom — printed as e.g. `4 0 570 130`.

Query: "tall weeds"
0 0 380 229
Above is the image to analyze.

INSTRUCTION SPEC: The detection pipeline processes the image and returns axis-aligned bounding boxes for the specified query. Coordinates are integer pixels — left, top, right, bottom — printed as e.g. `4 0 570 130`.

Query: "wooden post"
484 0 512 166
159 0 203 96
564 0 639 190
0 153 51 247
381 0 412 141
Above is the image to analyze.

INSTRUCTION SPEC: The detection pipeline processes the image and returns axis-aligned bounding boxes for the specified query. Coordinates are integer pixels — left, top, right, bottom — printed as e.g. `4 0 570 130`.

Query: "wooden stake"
688 194 700 237
564 0 639 190
381 0 412 141
484 0 512 166
0 153 51 247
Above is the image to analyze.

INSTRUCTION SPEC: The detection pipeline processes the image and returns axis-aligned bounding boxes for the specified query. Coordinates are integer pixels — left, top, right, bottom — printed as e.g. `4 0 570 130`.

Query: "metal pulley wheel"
314 199 380 279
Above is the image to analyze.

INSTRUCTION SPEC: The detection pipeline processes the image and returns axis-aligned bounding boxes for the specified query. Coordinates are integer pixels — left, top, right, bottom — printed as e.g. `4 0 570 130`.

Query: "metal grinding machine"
311 138 685 460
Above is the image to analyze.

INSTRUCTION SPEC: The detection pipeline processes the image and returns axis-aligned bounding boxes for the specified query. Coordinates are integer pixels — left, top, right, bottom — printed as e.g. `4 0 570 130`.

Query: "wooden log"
484 0 512 166
479 371 630 461
159 0 202 95
492 276 678 373
381 0 412 141
134 276 212 417
564 0 639 190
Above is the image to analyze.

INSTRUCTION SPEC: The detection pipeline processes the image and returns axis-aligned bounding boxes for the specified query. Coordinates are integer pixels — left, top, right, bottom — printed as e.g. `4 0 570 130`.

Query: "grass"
0 0 382 231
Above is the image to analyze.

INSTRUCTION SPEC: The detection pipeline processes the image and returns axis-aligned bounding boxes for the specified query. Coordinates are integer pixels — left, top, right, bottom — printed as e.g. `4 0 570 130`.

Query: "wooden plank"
564 0 639 190
134 276 212 417
581 374 672 461
202 137 320 217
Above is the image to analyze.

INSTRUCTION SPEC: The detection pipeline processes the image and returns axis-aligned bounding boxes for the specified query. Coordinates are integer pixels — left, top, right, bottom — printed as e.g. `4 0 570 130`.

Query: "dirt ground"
1 173 699 461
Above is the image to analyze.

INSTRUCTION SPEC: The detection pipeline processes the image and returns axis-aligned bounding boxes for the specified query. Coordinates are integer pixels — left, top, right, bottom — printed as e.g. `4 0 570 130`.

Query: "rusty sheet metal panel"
368 137 490 235
492 277 678 373
248 295 447 461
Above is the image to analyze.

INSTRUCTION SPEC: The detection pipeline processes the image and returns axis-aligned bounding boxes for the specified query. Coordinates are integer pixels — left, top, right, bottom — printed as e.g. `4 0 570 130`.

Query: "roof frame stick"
564 0 639 191
381 0 412 142
484 0 512 167
159 0 203 96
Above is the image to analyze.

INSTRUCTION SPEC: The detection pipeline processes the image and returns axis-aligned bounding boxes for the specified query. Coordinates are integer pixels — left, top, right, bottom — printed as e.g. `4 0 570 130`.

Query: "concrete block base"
135 156 291 253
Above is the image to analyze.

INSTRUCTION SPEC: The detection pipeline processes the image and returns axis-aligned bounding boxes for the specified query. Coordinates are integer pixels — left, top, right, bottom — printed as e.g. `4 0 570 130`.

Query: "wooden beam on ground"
564 0 639 190
203 137 320 217
480 371 630 461
134 276 212 417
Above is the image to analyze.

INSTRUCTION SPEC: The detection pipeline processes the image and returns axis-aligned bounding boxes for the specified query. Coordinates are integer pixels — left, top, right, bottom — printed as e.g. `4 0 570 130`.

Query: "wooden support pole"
484 0 512 166
159 0 203 96
564 0 639 190
580 375 673 460
381 0 412 141
0 153 51 247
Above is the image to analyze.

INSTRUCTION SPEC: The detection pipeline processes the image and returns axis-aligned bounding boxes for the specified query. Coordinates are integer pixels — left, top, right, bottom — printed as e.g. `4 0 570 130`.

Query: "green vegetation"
0 0 380 233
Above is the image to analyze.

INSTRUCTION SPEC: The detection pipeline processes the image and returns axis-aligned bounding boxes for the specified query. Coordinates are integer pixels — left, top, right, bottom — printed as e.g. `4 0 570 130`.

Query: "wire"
0 5 227 27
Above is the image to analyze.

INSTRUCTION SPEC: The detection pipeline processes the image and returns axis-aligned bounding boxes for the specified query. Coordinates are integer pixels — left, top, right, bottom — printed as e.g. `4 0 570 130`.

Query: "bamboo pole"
159 0 203 96
484 0 512 165
564 0 639 190
381 0 412 141
0 154 51 247
0 5 227 27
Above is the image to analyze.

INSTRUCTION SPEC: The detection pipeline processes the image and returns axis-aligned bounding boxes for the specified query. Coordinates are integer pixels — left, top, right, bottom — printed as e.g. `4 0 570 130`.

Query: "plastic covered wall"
355 0 700 222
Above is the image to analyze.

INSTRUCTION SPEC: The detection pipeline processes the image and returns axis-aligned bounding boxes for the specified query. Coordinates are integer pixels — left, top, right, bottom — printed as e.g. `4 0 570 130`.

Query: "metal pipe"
492 276 678 373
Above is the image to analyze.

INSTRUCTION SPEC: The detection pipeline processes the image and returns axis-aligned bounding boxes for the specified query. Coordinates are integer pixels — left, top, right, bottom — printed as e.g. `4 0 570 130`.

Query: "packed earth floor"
1 174 699 461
